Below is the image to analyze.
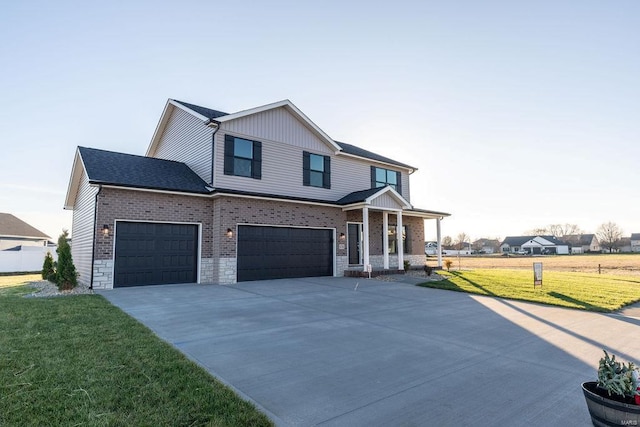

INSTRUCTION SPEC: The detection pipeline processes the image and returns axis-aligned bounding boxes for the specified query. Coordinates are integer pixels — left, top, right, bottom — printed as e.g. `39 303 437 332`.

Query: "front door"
348 223 362 265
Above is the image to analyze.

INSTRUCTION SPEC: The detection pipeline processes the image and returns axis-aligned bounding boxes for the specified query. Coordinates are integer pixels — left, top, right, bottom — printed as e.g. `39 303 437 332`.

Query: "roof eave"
63 148 84 210
336 151 416 173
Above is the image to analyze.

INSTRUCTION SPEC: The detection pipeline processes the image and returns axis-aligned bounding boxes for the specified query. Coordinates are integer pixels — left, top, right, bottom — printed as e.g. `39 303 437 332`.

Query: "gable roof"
501 235 566 247
336 186 412 209
631 233 640 241
0 213 50 239
157 99 417 171
71 147 211 201
563 234 596 246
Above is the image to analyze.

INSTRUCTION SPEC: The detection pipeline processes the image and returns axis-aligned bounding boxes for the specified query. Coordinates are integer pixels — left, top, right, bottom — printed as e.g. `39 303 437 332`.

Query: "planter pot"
582 382 640 426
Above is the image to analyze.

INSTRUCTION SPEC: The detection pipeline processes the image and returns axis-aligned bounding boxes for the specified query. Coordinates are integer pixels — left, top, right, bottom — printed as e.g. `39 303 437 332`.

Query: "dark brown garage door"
114 222 198 287
237 226 333 282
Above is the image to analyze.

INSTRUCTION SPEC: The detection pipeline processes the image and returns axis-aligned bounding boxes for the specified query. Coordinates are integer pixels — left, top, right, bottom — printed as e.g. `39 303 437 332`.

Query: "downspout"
89 185 102 290
207 120 221 186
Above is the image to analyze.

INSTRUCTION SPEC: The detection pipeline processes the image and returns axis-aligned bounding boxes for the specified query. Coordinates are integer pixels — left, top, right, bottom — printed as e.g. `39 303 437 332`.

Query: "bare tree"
456 232 470 250
596 222 623 253
442 236 453 248
527 224 582 238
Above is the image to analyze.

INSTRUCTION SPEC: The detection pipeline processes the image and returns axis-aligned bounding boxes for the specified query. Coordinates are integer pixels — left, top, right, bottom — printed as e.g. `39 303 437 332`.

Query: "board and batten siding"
214 108 411 201
153 106 213 183
371 192 403 209
71 171 98 286
221 107 334 155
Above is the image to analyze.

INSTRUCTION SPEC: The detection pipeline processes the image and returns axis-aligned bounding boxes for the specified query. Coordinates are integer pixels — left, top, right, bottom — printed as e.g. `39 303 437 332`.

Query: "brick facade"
89 188 426 287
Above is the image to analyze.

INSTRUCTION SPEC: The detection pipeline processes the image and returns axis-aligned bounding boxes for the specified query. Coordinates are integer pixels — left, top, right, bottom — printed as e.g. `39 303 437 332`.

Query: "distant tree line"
438 221 628 254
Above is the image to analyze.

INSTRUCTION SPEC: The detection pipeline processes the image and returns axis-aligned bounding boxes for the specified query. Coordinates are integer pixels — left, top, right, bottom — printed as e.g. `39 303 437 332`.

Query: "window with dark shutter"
223 135 262 179
372 166 401 192
303 151 330 189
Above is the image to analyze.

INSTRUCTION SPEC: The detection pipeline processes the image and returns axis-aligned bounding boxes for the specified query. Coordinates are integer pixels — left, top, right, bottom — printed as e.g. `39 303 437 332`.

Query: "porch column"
382 211 389 269
362 207 370 271
397 211 404 270
436 217 443 268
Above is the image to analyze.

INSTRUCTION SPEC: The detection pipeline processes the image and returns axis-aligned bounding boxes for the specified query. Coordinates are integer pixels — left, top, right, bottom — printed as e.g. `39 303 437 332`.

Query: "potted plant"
582 350 640 426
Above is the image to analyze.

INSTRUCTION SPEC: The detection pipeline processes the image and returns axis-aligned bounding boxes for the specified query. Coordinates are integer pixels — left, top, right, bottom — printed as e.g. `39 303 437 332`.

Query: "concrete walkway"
100 277 640 426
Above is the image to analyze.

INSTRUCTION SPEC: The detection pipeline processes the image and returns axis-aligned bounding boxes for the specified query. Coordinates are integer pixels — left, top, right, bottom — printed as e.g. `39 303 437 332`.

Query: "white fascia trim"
364 186 412 209
92 184 212 199
336 151 415 174
0 234 49 240
216 99 342 152
402 211 448 219
146 99 213 157
64 148 85 210
341 204 403 212
212 192 339 208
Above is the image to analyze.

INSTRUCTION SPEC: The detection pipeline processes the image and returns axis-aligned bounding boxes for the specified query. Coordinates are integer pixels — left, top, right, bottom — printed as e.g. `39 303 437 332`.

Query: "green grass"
419 269 640 312
0 283 273 426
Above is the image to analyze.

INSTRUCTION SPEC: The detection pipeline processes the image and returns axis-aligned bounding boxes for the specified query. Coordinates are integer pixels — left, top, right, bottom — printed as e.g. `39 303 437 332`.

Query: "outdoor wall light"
102 224 110 236
339 233 346 241
226 228 233 238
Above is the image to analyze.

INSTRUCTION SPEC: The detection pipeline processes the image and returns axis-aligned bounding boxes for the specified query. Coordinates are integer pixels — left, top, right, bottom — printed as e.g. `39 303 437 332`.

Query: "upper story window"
224 135 262 179
371 166 402 193
303 151 331 189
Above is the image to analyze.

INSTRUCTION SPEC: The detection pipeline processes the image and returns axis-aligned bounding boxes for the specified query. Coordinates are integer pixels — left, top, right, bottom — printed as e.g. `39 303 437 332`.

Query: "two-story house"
64 99 450 289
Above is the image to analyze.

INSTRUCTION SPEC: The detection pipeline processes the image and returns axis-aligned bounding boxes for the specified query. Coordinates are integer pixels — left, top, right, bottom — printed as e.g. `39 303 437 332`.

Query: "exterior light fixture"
226 228 233 238
339 233 346 241
102 224 110 236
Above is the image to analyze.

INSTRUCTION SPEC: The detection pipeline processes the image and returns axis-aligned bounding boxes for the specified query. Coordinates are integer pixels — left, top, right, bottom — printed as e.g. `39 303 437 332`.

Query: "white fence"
0 247 57 273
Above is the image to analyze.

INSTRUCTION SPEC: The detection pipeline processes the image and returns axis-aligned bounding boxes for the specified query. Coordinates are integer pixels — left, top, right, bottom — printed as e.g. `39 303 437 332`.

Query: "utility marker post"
533 262 543 288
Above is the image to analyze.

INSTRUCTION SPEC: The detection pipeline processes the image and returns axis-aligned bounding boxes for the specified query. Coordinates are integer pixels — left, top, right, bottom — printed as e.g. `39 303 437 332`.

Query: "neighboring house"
631 233 640 253
618 237 632 253
472 238 500 254
0 213 50 250
0 213 54 273
64 99 450 289
563 234 600 254
500 235 569 255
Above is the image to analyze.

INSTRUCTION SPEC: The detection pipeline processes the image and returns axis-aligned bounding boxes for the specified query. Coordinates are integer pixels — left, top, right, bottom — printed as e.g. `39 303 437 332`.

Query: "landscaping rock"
25 280 93 298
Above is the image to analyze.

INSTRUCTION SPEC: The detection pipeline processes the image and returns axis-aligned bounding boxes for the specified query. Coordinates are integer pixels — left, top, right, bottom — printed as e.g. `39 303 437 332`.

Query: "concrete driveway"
100 277 640 426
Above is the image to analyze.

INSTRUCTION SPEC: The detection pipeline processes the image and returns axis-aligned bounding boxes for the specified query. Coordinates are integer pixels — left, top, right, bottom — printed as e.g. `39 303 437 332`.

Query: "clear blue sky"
1 1 638 241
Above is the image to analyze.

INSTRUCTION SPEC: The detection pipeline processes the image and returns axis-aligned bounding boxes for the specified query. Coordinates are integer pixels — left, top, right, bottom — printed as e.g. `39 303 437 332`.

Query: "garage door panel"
237 226 333 282
114 222 198 287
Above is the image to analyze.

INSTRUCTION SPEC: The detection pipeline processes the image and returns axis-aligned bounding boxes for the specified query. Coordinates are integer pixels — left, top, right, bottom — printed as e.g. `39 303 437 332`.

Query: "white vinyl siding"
152 107 213 183
222 107 334 155
71 172 98 286
214 111 411 201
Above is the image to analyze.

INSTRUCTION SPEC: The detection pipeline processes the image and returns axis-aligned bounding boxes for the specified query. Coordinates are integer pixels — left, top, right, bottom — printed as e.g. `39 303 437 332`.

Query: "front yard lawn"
0 282 273 426
419 269 640 312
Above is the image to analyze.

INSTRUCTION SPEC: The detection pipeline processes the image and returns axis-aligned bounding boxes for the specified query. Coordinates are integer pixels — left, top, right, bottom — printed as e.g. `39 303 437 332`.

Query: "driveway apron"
100 277 640 426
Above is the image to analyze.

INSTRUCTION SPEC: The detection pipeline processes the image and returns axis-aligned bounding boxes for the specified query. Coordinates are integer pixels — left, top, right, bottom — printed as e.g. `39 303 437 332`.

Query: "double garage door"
237 226 334 282
114 222 198 287
113 222 333 286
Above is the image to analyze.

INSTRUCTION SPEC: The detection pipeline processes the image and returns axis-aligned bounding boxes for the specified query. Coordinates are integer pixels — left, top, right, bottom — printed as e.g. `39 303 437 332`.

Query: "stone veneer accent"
217 257 237 285
336 256 349 276
200 258 214 283
92 259 114 289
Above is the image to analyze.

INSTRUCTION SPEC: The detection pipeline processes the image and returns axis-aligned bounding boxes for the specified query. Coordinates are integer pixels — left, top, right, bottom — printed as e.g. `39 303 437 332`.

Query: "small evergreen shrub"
403 260 411 271
424 265 433 276
42 251 55 281
55 230 78 291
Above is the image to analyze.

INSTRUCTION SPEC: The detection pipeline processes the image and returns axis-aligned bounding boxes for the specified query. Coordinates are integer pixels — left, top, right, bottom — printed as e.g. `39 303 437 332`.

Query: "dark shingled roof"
631 233 640 240
0 213 50 239
78 147 211 194
336 141 416 170
172 100 228 120
563 234 596 246
172 100 415 170
336 187 385 205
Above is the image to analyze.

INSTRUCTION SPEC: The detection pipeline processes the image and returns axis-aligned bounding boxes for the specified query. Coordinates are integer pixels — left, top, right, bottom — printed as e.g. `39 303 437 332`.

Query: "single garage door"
237 226 333 282
114 222 198 287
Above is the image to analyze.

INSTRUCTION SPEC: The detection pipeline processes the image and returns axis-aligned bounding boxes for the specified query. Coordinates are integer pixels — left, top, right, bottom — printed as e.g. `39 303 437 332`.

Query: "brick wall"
94 188 214 261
